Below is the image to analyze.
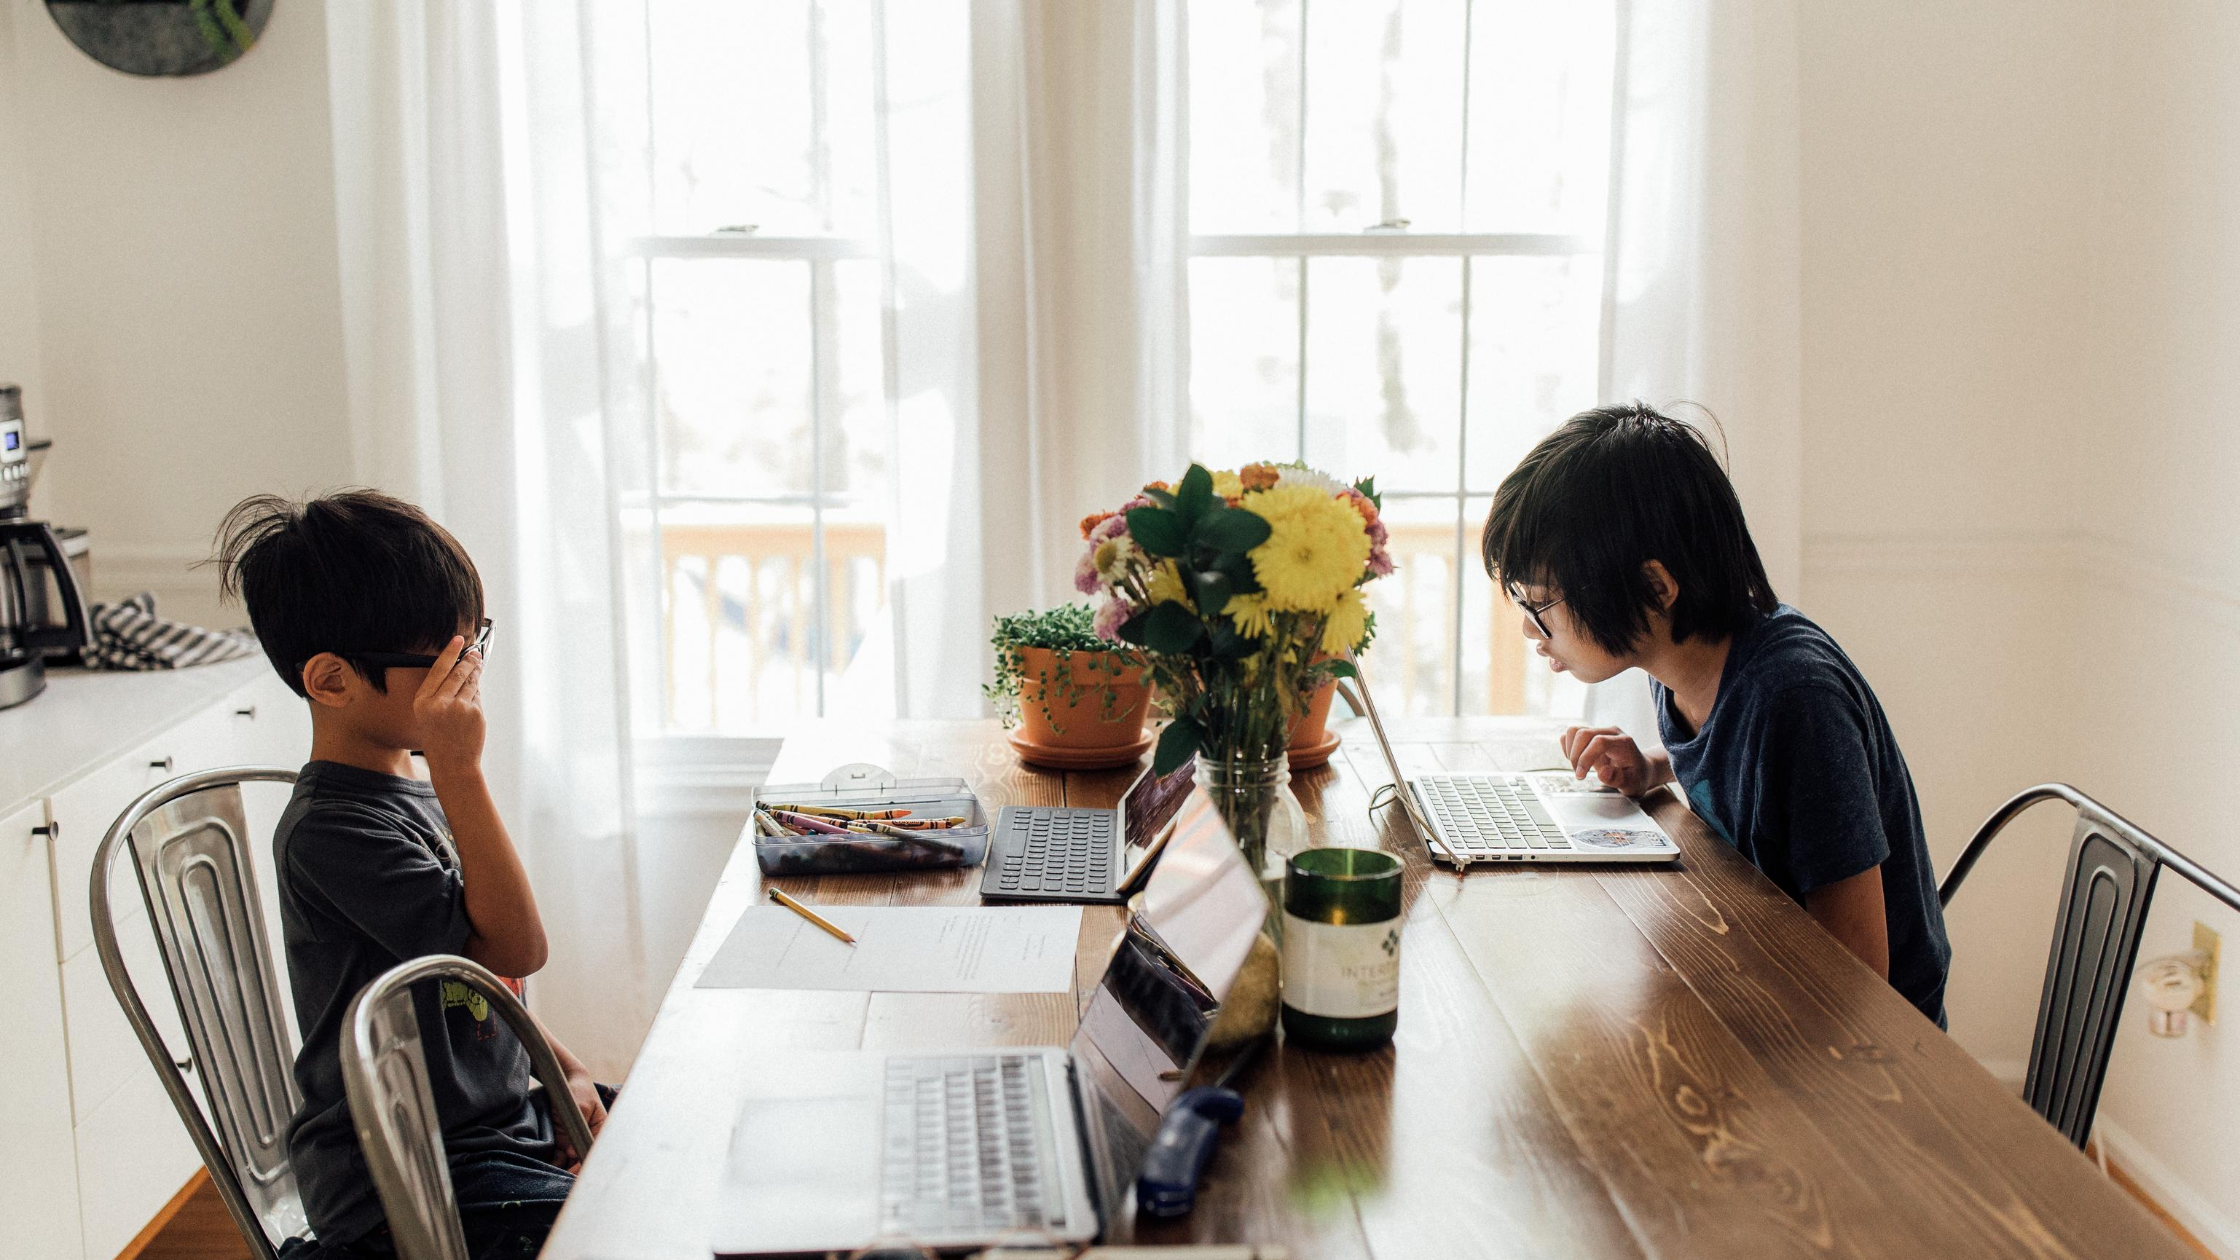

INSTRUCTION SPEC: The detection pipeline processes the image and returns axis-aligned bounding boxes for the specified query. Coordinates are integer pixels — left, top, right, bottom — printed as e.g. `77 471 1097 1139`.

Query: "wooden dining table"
543 715 2192 1260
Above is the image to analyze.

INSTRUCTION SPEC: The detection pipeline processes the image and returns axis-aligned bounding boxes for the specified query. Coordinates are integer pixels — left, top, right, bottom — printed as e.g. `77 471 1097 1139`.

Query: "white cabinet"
0 664 311 1260
0 800 85 1260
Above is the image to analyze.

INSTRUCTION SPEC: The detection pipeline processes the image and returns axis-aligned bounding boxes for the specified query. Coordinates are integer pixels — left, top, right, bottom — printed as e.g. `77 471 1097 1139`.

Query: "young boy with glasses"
1483 404 1952 1025
216 490 609 1259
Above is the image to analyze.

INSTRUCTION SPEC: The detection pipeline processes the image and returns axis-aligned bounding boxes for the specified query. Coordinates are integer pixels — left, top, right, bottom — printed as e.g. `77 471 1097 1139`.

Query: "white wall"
2 0 355 627
1794 0 2103 1069
1799 1 2240 1251
2070 3 2240 1251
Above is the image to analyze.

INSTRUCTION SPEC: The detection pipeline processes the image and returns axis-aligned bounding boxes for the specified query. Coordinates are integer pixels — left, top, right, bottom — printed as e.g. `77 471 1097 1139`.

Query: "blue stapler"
1135 1036 1266 1218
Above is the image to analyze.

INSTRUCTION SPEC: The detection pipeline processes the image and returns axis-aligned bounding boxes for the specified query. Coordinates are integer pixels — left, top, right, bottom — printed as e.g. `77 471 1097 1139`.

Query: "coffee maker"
0 384 95 709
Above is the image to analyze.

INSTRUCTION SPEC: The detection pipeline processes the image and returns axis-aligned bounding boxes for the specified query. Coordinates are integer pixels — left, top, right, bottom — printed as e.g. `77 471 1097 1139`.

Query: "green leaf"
1153 716 1201 775
1175 464 1215 524
1191 570 1233 616
1353 475 1381 510
1210 549 1262 594
1140 600 1203 654
1126 506 1188 557
1142 487 1176 509
1194 505 1272 553
1115 610 1151 646
1206 622 1250 660
1322 659 1359 679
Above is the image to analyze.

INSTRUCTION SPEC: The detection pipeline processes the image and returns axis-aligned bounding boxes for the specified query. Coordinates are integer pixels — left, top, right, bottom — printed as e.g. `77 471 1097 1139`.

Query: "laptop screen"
1067 788 1264 1207
1118 762 1195 855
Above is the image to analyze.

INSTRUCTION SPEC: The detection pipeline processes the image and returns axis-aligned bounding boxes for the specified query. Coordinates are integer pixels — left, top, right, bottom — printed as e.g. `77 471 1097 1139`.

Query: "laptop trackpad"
713 1093 879 1255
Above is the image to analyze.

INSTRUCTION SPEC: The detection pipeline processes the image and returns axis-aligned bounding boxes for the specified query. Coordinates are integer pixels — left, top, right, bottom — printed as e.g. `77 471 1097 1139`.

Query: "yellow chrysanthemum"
1211 469 1245 500
1243 484 1373 612
1226 592 1275 639
1320 587 1370 654
1145 559 1191 608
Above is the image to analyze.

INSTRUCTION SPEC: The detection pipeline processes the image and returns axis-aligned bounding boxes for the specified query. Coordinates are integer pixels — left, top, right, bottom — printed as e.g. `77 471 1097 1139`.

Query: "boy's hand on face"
413 635 487 780
1559 725 1669 796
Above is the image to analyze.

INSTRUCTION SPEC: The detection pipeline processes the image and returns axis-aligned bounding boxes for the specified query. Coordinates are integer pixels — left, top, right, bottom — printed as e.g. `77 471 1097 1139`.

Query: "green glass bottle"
1280 846 1403 1051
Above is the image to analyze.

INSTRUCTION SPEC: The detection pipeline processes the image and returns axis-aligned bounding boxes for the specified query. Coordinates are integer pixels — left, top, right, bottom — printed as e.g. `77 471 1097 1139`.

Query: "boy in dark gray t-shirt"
1481 404 1952 1024
216 491 610 1259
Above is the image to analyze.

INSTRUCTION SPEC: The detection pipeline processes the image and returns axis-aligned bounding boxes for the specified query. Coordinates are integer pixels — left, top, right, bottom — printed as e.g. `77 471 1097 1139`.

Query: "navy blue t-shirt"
1653 605 1951 1025
275 761 556 1247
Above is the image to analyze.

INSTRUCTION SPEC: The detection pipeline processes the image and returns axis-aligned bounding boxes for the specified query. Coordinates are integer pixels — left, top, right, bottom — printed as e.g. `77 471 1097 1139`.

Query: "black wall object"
46 0 273 78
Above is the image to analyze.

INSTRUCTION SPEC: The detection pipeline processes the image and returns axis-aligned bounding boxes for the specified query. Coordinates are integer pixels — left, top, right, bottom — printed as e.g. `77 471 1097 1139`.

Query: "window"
1185 0 1616 719
636 0 892 732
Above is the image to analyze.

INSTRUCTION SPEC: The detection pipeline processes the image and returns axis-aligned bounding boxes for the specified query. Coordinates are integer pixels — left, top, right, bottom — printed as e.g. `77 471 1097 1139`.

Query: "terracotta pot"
1010 647 1150 750
1287 675 1338 751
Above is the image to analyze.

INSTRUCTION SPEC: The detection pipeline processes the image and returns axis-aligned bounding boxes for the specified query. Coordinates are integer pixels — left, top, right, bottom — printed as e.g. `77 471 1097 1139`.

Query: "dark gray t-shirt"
1653 606 1952 1026
275 761 553 1246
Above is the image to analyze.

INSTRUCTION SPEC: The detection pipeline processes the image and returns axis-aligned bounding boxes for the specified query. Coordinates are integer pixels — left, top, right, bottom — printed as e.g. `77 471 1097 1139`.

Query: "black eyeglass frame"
1506 587 1565 639
315 618 494 673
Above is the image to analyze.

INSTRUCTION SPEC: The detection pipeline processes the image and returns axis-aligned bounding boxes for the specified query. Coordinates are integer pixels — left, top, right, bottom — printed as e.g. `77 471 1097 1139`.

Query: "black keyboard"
983 806 1117 901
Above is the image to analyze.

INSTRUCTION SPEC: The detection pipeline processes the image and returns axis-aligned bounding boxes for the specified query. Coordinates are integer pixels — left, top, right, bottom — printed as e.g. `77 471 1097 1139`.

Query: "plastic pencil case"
752 763 989 876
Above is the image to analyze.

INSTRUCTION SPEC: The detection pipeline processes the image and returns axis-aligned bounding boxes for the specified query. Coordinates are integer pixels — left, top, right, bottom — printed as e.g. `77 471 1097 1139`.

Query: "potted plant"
986 604 1151 768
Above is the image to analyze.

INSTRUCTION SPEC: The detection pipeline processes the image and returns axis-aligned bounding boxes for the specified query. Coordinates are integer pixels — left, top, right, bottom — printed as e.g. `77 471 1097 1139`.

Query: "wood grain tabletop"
542 715 2190 1260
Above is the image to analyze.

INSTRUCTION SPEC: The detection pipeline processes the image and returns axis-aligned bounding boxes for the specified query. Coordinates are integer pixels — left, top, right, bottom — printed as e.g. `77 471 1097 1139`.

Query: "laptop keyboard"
991 808 1115 896
880 1053 1061 1237
1417 775 1571 855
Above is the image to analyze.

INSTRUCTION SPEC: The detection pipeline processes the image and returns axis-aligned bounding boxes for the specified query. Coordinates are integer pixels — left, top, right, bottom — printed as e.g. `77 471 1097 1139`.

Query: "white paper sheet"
694 904 1084 993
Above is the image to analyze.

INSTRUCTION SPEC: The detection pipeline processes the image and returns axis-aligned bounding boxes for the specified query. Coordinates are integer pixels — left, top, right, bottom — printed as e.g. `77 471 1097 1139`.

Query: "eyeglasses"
349 618 495 671
1507 587 1564 639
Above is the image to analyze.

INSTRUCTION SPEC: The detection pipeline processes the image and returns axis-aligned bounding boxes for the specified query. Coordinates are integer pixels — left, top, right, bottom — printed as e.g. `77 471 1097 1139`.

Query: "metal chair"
341 954 595 1260
91 766 308 1260
1941 783 2240 1147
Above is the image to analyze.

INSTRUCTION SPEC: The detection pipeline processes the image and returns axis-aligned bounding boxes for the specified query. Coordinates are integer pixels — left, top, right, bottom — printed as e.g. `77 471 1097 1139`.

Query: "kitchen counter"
0 658 275 814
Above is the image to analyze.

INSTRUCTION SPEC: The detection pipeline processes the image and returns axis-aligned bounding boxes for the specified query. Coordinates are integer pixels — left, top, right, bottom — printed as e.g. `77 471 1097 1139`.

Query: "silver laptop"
1354 666 1681 867
712 788 1268 1256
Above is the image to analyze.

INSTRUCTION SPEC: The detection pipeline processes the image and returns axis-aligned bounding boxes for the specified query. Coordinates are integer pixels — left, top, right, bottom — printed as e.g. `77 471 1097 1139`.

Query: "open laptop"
1354 666 1681 867
981 762 1196 904
713 788 1267 1256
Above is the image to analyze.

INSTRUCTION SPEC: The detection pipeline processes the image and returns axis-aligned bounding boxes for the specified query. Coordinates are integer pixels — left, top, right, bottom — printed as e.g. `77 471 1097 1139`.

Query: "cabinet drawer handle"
150 757 174 772
33 823 56 840
235 705 257 719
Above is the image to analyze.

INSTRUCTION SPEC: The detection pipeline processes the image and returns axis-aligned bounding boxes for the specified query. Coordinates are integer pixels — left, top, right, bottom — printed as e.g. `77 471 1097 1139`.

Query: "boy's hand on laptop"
1560 725 1670 796
413 634 487 779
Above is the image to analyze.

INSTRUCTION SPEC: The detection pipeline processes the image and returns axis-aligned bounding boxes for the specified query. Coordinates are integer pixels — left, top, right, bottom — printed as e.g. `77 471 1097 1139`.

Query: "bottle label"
1280 913 1400 1019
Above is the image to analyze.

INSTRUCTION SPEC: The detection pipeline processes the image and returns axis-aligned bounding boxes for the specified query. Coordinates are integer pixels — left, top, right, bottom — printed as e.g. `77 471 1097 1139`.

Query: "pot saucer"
1286 729 1344 771
1007 728 1157 771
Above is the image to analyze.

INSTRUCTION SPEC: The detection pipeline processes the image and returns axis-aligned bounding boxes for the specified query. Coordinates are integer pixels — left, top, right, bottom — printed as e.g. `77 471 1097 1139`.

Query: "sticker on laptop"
1570 828 1664 850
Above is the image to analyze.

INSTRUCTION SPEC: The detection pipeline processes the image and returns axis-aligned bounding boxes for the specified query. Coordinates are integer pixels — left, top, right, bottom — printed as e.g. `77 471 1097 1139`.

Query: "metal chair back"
91 766 307 1260
341 955 595 1260
1941 783 2240 1147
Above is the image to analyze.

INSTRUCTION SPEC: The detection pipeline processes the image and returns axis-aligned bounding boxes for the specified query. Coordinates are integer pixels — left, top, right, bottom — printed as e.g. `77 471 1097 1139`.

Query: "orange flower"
1144 480 1172 493
1240 463 1281 492
1341 486 1381 524
1079 510 1114 540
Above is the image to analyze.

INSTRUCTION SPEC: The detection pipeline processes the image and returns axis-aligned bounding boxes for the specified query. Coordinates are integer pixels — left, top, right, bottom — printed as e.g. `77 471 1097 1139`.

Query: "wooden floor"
128 1173 250 1260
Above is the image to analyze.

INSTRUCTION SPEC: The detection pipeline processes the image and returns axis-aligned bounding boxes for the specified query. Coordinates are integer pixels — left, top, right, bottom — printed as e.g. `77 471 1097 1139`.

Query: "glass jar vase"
1192 750 1308 1048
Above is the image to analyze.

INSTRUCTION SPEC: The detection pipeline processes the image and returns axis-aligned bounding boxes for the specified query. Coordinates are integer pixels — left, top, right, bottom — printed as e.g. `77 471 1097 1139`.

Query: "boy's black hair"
213 490 485 697
1481 402 1776 656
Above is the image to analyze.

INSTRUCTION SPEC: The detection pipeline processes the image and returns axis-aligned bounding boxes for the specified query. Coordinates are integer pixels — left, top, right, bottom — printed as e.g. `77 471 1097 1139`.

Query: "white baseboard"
2096 1117 2240 1260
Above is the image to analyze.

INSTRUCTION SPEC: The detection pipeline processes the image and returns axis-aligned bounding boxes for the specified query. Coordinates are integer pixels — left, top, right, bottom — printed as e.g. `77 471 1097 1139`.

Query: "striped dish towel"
82 592 261 671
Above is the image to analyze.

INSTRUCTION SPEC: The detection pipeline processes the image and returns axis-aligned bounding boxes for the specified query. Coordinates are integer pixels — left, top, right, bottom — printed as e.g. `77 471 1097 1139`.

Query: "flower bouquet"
1075 461 1393 878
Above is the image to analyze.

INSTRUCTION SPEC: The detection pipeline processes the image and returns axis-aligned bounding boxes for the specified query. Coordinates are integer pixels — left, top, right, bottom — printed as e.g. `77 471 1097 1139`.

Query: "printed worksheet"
695 903 1083 993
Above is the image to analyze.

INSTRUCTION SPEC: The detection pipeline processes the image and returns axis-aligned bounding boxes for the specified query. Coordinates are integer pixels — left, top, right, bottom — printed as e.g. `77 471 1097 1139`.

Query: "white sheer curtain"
325 0 654 1078
958 0 1187 680
1585 0 1804 741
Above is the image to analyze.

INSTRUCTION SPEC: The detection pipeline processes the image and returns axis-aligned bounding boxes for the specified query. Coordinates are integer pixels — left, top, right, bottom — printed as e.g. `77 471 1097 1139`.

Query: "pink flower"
1093 597 1131 642
1365 516 1395 577
1089 513 1130 545
1074 549 1103 595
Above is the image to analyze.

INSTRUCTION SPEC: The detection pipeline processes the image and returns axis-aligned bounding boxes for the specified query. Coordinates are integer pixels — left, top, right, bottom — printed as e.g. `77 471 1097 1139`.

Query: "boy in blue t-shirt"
1481 404 1952 1025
